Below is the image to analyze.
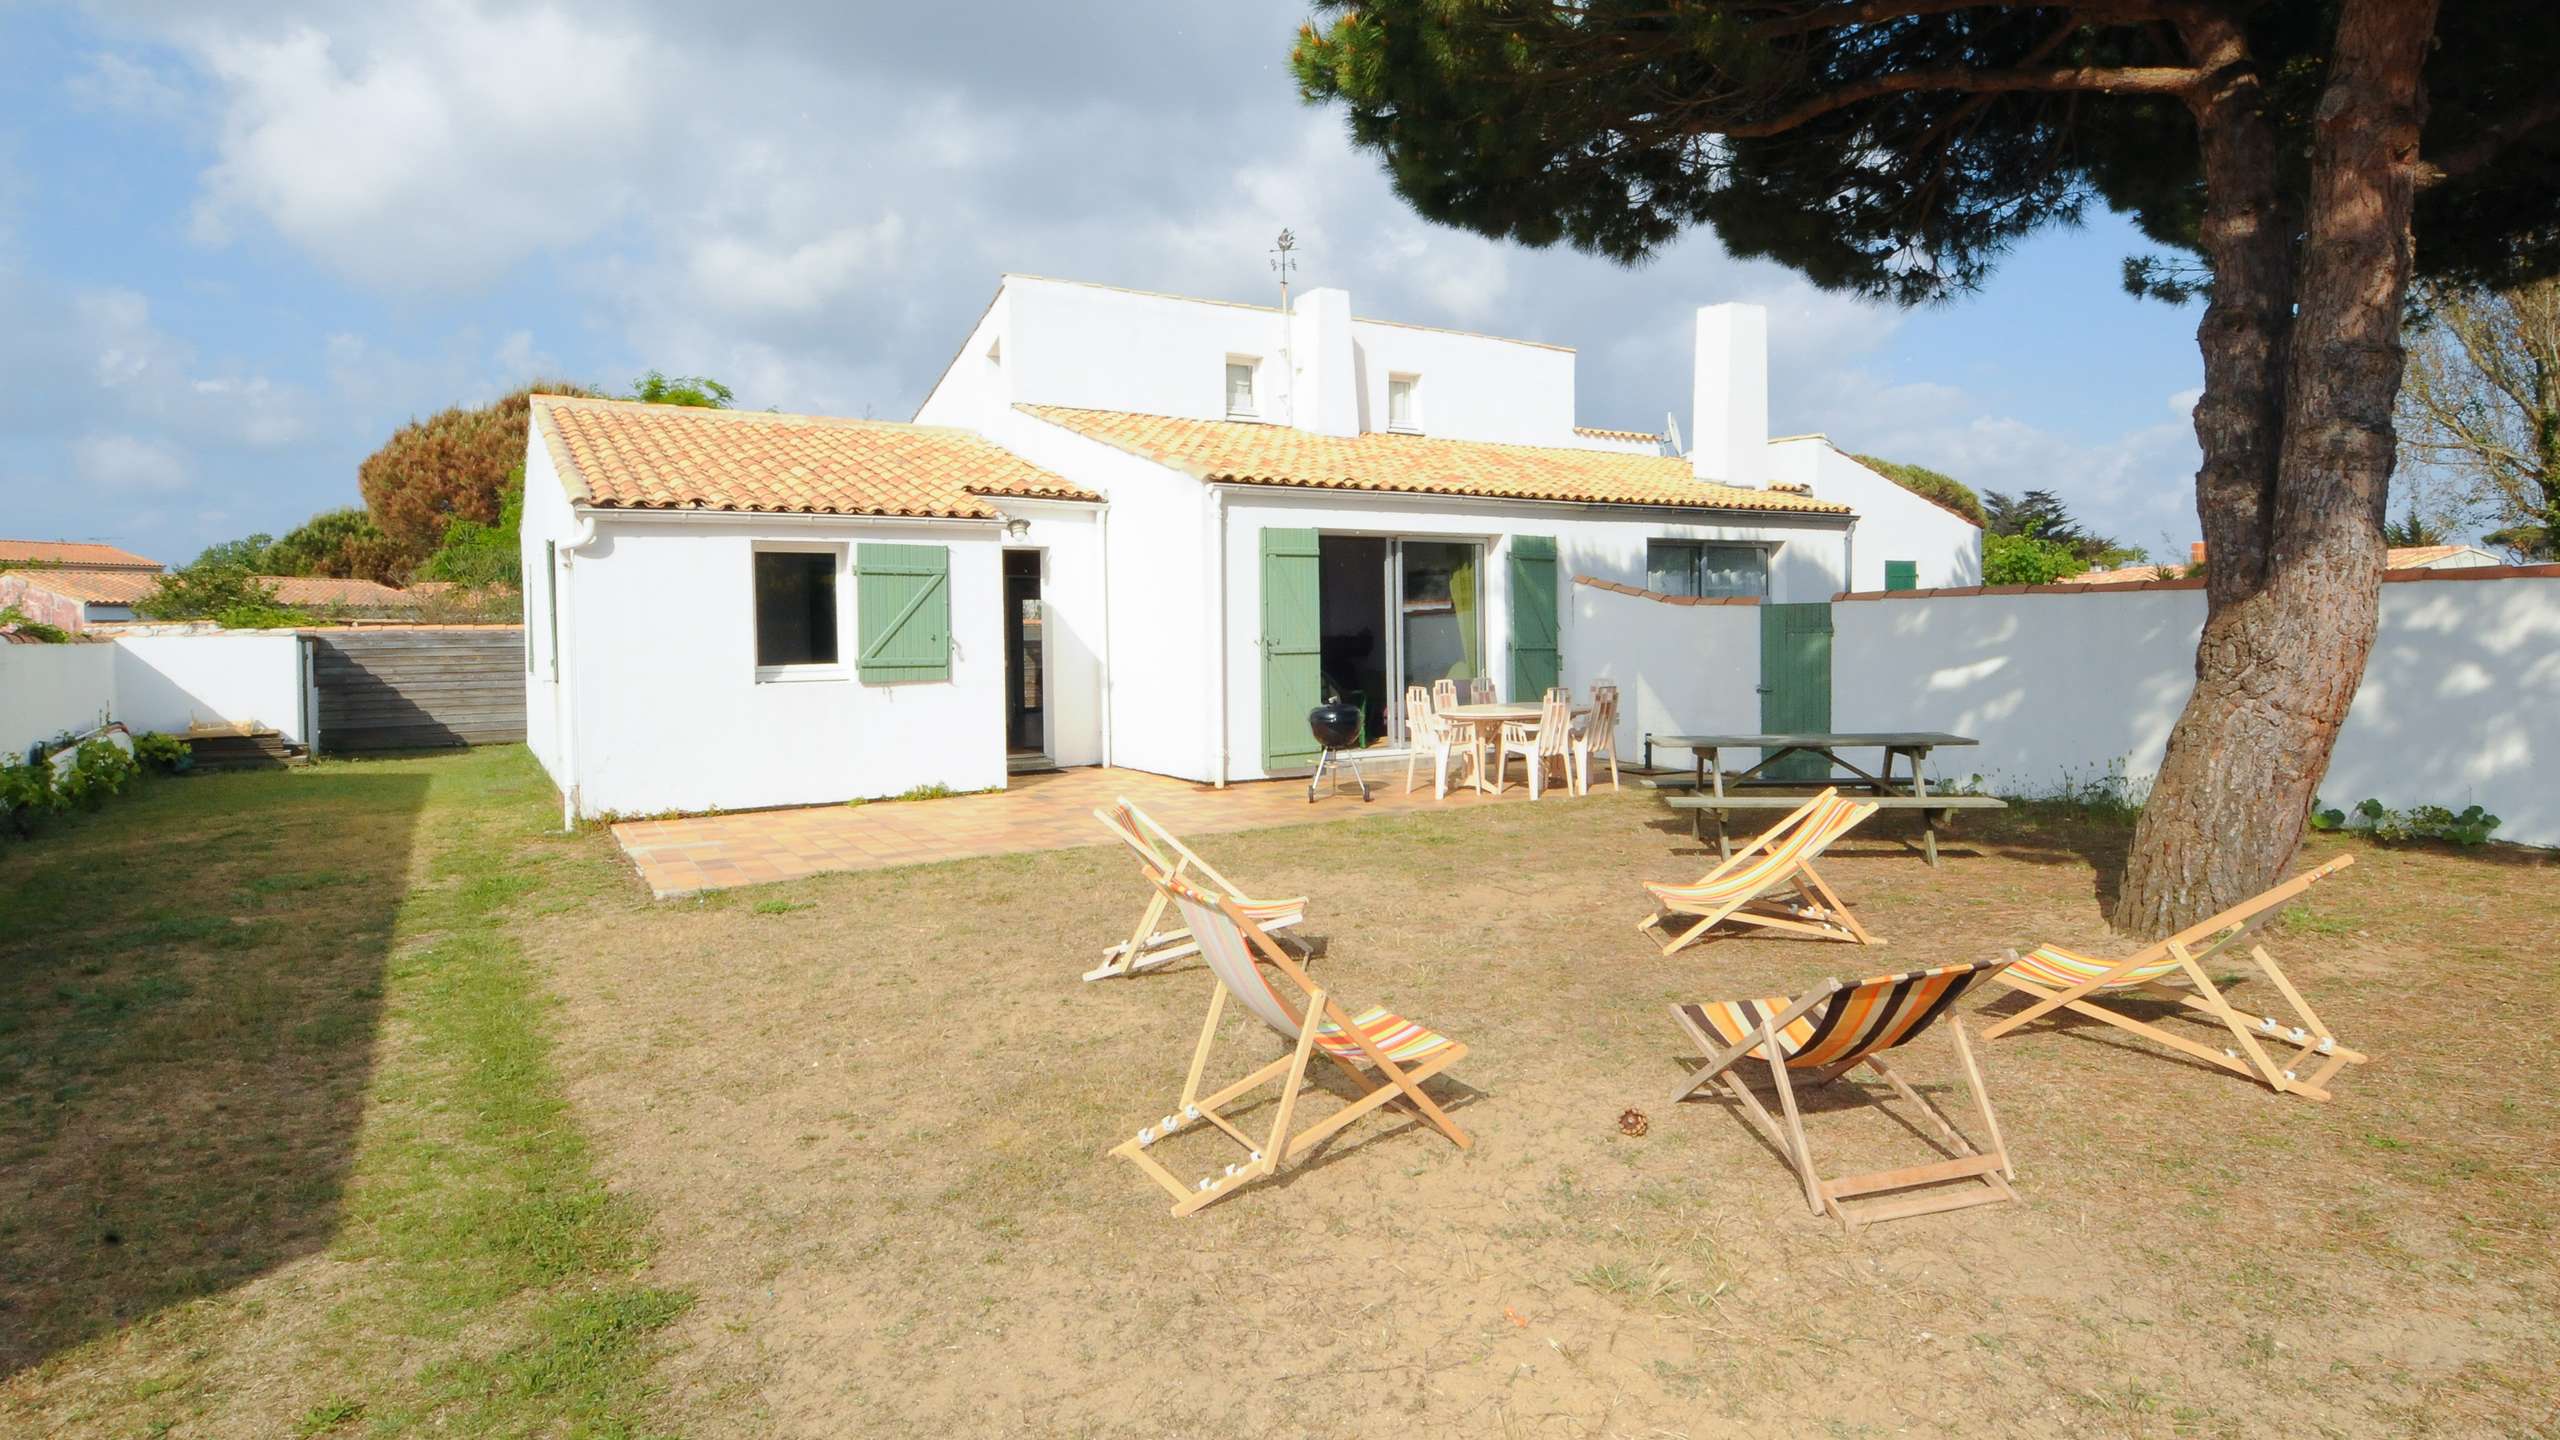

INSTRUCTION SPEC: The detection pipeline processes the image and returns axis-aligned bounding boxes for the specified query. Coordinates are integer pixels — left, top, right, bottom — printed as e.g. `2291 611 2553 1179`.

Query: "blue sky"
2 2 2211 568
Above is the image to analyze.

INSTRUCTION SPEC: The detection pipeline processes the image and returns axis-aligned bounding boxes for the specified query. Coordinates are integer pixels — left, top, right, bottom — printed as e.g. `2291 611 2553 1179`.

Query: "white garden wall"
3 634 307 759
1829 569 2560 849
1567 581 1760 760
1 645 118 758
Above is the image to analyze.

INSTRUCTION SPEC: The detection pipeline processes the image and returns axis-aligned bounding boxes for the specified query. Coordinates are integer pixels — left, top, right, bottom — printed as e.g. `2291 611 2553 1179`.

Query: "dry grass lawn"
533 785 2560 1438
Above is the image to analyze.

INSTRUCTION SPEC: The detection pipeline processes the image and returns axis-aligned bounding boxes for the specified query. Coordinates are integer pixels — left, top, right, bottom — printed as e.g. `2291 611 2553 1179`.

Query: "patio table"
1439 702 1593 796
1642 730 2003 865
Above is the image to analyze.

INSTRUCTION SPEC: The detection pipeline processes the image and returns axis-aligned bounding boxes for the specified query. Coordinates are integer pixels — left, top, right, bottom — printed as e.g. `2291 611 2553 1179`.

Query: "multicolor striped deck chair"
1109 867 1470 1217
1637 788 1881 955
1668 959 2016 1233
1981 854 2366 1100
1086 799 1310 982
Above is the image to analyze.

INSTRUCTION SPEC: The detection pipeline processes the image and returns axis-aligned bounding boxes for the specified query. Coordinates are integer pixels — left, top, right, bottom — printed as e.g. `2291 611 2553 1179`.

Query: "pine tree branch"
1712 63 2199 137
1743 0 2169 39
2422 90 2560 186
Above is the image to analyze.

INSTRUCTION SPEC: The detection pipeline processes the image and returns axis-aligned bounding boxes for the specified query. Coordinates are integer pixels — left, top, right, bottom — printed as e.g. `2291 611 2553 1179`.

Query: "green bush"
134 732 194 773
1982 532 2086 585
138 564 312 627
2311 796 2502 846
1848 453 1986 525
0 757 59 835
0 604 73 643
58 739 139 810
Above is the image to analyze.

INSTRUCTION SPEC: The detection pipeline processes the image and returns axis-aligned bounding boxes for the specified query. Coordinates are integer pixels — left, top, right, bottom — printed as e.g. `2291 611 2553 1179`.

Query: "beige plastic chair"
1493 692 1577 798
1468 676 1498 705
1544 685 1571 705
1401 684 1473 798
1571 682 1621 792
1431 677 1459 711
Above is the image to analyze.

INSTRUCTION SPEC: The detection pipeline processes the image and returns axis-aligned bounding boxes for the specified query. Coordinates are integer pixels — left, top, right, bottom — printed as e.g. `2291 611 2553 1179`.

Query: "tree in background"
1982 532 2087 585
357 382 598 573
188 534 274 571
418 466 528 588
627 372 734 408
1848 454 1985 525
2382 502 2455 548
2398 278 2560 559
134 563 305 629
260 508 406 584
1294 0 2560 933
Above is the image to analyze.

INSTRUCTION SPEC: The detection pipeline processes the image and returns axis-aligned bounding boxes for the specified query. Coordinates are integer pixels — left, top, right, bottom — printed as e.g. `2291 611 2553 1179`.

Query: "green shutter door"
1260 528 1324 771
1884 560 1918 592
1506 535 1560 700
1757 602 1833 780
854 543 951 683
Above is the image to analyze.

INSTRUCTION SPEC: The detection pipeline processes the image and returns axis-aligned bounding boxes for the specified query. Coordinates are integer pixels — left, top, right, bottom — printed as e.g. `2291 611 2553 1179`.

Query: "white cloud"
683 217 905 321
65 51 190 121
74 433 192 492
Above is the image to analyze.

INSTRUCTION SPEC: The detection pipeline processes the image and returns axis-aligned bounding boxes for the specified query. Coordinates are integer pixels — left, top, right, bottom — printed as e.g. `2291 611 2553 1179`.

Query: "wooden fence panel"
309 628 526 753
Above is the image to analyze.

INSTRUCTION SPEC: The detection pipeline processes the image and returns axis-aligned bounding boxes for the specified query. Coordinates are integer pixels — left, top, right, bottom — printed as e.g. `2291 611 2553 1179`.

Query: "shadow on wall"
0 768 430 1378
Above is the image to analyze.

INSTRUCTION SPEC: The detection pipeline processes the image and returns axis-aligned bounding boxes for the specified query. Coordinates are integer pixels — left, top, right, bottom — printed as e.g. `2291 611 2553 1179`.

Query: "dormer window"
1387 374 1420 432
1225 359 1259 418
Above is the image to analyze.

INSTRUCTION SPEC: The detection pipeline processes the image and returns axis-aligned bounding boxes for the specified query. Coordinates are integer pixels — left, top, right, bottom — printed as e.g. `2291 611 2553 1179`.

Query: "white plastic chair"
1493 692 1576 798
1401 684 1473 798
1571 682 1621 792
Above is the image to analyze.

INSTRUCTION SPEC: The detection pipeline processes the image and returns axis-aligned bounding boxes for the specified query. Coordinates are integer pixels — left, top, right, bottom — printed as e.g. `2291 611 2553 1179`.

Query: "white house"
521 275 1981 818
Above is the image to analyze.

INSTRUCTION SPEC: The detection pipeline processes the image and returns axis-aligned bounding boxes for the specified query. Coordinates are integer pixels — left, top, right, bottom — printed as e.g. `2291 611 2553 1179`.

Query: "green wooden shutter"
1757 602 1834 779
1884 560 1918 592
1260 528 1324 771
854 543 950 683
1507 535 1561 699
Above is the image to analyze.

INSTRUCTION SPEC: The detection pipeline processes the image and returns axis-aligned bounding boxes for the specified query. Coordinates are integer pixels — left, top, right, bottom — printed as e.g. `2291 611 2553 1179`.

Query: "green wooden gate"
1260 528 1324 771
1506 535 1561 700
1757 602 1833 780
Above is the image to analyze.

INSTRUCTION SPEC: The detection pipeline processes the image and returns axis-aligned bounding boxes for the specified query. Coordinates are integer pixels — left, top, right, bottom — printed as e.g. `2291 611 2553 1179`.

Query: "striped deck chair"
1110 867 1470 1217
1668 959 2016 1233
1637 788 1881 955
1086 799 1309 982
1981 854 2367 1100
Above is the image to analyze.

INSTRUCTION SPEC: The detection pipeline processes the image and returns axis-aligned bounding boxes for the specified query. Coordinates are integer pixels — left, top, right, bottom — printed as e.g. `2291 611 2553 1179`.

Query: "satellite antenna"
1664 413 1685 458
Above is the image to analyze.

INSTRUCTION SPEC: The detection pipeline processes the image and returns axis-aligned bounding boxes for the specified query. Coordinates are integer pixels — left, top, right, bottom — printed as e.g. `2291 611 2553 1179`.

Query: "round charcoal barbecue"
1306 700 1372 803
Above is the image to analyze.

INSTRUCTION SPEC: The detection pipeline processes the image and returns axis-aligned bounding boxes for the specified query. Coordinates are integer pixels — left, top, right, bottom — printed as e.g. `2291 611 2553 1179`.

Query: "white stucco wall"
519 427 578 789
113 634 307 744
1566 583 1761 761
1 644 117 757
1829 571 2560 848
556 514 1010 818
1769 439 1983 591
1211 487 1851 782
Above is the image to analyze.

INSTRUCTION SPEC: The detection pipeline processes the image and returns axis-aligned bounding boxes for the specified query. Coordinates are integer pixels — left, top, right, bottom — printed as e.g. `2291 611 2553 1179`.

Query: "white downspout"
1097 504 1114 770
1209 487 1230 787
556 512 599 831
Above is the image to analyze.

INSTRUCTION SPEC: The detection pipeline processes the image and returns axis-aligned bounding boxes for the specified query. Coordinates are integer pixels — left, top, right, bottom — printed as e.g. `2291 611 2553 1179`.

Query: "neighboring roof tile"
2073 544 2490 586
267 577 427 608
1573 424 1662 443
7 568 432 609
0 540 162 571
534 394 1097 519
1020 407 1851 515
9 569 161 603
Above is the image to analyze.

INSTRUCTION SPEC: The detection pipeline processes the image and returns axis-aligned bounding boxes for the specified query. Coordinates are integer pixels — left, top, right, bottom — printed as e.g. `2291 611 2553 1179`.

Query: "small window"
754 550 839 669
1884 560 1918 592
1225 359 1258 417
544 541 559 680
1646 540 1769 599
1387 374 1420 431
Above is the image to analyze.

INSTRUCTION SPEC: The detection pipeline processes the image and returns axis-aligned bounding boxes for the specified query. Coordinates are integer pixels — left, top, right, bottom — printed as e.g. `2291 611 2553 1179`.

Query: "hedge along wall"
1827 565 2560 848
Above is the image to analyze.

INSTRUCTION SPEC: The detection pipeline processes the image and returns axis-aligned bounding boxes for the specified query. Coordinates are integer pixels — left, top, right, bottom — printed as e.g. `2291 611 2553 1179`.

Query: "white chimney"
1691 303 1769 487
1288 287 1358 437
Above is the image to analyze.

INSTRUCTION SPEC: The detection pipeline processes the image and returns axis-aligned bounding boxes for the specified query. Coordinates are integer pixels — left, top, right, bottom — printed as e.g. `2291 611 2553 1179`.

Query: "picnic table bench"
1646 731 2007 867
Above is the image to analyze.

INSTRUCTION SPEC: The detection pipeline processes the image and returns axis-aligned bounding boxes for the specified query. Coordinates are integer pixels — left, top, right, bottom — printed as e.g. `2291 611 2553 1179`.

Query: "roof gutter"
1197 481 1855 528
570 506 1010 529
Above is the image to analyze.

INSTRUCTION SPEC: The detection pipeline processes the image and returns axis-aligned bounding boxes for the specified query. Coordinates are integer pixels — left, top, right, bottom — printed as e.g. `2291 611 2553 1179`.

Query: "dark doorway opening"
1317 536 1390 746
1003 550 1045 759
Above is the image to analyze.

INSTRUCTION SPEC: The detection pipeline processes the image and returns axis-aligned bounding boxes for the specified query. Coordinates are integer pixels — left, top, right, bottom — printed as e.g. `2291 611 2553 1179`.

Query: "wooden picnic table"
1642 730 2004 866
1439 702 1592 796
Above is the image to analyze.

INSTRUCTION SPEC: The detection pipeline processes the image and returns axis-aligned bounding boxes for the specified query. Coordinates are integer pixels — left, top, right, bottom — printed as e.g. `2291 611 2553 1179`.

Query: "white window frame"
1646 538 1775 599
751 541 850 684
1224 356 1260 419
1386 372 1422 433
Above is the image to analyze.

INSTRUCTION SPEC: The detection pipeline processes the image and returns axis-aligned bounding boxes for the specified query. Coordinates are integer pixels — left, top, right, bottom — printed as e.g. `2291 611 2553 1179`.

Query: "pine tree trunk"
2112 0 2438 936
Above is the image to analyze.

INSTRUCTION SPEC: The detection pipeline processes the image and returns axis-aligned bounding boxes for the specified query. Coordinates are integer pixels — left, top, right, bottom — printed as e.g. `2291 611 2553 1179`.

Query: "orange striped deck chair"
1668 959 2016 1233
1981 854 2366 1100
1109 867 1470 1217
1637 788 1881 955
1087 799 1310 982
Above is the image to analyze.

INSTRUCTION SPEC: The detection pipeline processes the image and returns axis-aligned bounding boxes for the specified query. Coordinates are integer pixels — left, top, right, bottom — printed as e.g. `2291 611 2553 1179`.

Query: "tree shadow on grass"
1637 802 2140 916
0 767 430 1378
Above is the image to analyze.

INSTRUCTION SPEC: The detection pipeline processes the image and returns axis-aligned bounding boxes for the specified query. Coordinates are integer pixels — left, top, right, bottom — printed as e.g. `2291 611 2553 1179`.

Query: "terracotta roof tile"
0 540 161 571
1019 407 1851 515
1572 424 1663 443
8 569 161 603
7 569 434 609
534 394 1096 519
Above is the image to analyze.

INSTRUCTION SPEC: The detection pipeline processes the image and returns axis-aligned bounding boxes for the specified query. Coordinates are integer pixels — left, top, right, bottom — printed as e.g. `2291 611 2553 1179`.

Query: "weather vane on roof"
1271 228 1297 310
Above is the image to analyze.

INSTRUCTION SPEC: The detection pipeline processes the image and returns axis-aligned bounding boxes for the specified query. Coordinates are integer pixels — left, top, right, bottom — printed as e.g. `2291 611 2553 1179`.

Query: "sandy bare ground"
533 790 2558 1438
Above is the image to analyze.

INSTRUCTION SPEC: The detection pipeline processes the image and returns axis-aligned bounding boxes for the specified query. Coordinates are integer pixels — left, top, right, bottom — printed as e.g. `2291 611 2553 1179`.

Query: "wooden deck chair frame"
1667 961 2016 1233
1086 799 1309 982
1109 869 1471 1217
1980 854 2366 1100
1637 788 1881 955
